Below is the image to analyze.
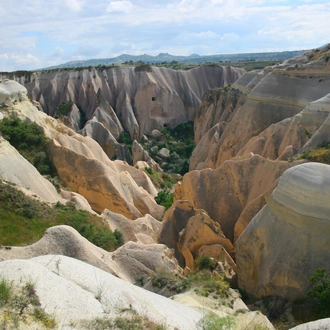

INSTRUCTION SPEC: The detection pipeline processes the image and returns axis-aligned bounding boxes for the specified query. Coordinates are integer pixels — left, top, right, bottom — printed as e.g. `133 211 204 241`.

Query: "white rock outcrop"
0 79 27 106
0 255 203 329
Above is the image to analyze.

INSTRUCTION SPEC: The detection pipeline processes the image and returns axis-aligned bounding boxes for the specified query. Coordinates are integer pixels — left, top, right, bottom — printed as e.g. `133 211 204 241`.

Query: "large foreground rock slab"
0 256 203 329
236 162 330 300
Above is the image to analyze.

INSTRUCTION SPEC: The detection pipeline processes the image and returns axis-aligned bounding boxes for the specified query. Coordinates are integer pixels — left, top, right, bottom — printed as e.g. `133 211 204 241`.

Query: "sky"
0 0 329 72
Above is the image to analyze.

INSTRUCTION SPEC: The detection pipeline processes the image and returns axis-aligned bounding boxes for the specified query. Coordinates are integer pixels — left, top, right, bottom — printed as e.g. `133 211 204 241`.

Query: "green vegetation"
291 268 330 323
0 117 56 176
197 314 235 330
55 101 73 118
0 279 57 329
142 121 195 177
82 307 166 330
149 272 190 294
154 189 174 210
189 270 230 299
134 63 152 72
0 181 123 251
143 168 181 190
195 255 213 270
297 143 330 164
308 268 330 318
138 268 230 299
118 131 133 150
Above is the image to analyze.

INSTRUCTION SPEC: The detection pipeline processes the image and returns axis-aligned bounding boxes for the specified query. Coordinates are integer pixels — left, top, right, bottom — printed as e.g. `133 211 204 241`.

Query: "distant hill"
45 50 306 69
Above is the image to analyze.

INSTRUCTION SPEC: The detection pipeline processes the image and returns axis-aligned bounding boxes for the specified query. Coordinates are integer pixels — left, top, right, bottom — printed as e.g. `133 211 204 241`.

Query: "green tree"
308 268 330 317
155 189 173 210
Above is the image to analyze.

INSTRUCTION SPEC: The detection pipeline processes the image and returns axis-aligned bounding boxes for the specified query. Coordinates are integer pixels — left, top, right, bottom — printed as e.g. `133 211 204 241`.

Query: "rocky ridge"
1 65 245 159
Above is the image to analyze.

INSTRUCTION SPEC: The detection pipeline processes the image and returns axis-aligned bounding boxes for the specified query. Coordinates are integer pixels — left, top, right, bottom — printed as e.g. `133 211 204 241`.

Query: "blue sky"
0 0 329 71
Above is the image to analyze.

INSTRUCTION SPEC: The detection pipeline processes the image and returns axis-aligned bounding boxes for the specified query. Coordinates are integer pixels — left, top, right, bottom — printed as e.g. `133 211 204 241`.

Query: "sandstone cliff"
192 44 330 170
176 154 303 243
2 65 245 145
236 162 330 301
0 80 163 219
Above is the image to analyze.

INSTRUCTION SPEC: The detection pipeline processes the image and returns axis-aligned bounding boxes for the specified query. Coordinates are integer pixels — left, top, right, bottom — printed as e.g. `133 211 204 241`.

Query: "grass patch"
81 307 167 330
197 314 235 330
0 181 123 251
0 279 57 329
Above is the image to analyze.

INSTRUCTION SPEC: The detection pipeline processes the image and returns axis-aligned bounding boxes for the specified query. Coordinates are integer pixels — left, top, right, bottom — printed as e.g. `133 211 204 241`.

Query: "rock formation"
236 162 330 301
176 154 303 243
102 209 162 244
179 212 235 271
0 225 180 283
2 66 245 149
0 86 163 218
158 200 235 271
192 44 330 170
0 137 62 203
0 255 202 329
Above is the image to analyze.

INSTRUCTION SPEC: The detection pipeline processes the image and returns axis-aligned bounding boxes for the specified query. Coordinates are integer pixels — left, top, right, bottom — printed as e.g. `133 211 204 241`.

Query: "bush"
55 101 73 118
308 268 330 318
134 64 152 72
154 189 174 210
195 255 213 270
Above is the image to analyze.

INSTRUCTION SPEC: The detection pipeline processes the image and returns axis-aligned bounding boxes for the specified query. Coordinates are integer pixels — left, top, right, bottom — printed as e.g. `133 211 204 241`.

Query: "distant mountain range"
45 50 306 69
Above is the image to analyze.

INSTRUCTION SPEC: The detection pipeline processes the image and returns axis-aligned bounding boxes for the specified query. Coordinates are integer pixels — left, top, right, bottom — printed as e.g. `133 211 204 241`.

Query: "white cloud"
0 54 9 60
65 0 84 11
106 1 133 13
0 0 329 70
11 53 39 64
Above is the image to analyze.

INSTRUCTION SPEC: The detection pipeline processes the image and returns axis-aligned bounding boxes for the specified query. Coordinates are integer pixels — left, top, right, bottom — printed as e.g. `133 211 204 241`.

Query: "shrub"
134 64 152 72
55 101 73 118
308 268 330 318
195 255 213 270
154 189 174 210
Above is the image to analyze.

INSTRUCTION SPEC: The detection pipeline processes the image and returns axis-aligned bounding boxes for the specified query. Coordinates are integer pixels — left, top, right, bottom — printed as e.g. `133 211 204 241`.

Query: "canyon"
0 43 330 329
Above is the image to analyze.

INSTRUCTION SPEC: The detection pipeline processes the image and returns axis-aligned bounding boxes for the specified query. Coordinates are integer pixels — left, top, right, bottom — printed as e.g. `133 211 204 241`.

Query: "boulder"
132 139 161 171
236 162 330 300
158 147 170 158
